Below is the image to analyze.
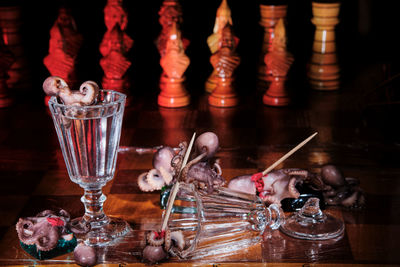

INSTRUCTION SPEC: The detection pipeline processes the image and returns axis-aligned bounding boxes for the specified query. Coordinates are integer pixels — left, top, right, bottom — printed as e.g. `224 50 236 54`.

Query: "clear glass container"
48 90 129 246
164 183 284 260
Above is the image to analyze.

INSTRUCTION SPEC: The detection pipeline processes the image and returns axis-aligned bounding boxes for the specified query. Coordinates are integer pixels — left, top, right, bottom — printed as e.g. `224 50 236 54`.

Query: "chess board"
0 87 400 266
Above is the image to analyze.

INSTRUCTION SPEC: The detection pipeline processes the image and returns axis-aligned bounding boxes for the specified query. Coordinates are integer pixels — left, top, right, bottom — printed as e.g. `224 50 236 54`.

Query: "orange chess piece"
258 4 287 85
205 0 233 93
156 0 188 57
100 0 133 99
308 1 340 91
0 28 15 108
43 7 82 105
208 24 240 108
263 19 293 106
158 22 190 108
156 0 189 95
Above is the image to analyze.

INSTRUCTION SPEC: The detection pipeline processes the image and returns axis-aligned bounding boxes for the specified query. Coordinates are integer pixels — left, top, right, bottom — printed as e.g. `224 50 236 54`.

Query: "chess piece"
258 3 287 85
205 0 234 93
0 5 31 91
156 0 188 57
263 19 294 106
308 1 340 90
0 27 16 108
100 0 133 100
158 22 190 108
208 24 240 108
156 0 189 96
43 7 83 105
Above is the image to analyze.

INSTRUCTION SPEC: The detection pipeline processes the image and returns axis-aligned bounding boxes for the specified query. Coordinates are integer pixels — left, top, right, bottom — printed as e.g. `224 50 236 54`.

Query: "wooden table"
1 59 399 266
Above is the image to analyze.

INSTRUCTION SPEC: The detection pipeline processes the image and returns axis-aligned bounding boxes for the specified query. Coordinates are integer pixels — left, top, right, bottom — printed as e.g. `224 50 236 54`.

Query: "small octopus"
228 165 364 208
142 228 186 264
138 132 225 193
16 209 90 252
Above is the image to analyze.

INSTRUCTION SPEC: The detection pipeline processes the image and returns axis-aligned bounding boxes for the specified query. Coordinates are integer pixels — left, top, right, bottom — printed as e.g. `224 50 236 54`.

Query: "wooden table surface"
0 61 400 267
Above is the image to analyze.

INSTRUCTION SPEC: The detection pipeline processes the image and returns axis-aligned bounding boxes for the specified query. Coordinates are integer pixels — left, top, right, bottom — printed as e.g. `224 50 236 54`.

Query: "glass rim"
48 89 126 109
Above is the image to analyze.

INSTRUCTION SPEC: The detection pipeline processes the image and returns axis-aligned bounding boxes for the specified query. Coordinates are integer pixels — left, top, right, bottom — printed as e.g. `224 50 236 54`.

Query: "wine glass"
48 90 129 246
163 183 284 259
163 185 344 260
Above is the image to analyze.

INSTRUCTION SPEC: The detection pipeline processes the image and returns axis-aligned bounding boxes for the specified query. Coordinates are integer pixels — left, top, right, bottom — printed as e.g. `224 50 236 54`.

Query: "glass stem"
81 188 109 229
264 204 284 230
248 203 284 233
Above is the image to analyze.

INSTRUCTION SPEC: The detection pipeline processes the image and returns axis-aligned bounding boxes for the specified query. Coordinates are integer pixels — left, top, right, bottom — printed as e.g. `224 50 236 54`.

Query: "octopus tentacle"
147 231 165 246
147 169 166 190
16 218 36 245
58 209 70 222
36 210 56 217
138 172 155 192
159 166 173 185
213 162 222 176
260 194 279 205
164 229 171 251
288 177 300 198
340 191 359 207
282 168 302 175
171 141 187 172
69 218 91 235
287 170 308 177
181 152 207 182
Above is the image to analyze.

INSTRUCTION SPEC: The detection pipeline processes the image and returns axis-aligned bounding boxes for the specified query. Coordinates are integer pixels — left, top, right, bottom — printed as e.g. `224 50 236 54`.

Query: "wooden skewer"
161 132 196 231
262 132 318 176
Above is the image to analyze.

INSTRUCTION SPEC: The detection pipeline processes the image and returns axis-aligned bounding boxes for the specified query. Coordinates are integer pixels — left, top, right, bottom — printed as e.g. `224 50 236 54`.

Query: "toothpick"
161 132 196 231
262 132 318 176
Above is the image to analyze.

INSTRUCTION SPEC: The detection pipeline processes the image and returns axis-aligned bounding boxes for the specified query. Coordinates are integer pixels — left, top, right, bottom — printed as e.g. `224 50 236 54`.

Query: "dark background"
1 0 399 103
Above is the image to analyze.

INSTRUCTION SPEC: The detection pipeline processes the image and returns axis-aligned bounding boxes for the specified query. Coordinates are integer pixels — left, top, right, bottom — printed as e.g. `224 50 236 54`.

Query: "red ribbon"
47 217 65 227
153 230 165 240
251 172 265 194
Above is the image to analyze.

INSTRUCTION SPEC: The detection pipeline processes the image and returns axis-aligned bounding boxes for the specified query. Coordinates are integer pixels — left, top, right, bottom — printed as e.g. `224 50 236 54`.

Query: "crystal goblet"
164 183 284 259
48 90 128 246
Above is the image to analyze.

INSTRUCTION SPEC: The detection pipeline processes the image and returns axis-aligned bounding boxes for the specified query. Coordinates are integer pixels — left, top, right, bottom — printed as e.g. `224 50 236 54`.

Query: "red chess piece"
158 22 190 108
0 28 16 108
100 0 133 101
262 19 293 107
43 7 82 105
208 24 240 108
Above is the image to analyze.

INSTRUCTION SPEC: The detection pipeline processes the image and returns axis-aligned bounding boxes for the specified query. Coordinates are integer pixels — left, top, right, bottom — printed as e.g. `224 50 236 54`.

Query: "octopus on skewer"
228 165 364 209
141 132 227 263
142 228 186 264
137 132 225 193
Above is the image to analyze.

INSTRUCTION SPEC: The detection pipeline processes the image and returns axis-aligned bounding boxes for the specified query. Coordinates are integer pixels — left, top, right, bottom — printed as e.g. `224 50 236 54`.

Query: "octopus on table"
138 131 225 193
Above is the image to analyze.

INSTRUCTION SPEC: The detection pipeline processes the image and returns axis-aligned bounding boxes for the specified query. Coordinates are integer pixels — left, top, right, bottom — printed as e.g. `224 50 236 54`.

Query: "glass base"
76 216 130 247
280 213 344 240
279 198 344 241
